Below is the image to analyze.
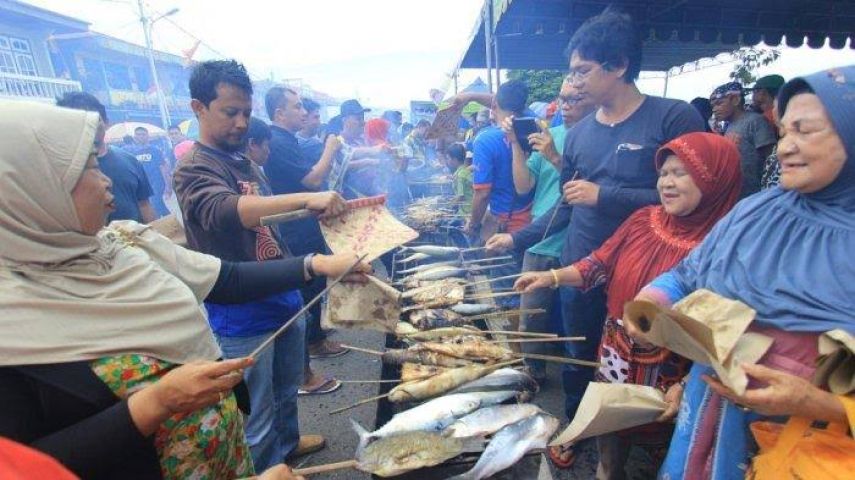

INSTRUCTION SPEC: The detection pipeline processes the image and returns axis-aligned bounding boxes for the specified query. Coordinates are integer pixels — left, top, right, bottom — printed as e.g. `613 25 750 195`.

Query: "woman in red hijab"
364 118 390 146
515 132 742 476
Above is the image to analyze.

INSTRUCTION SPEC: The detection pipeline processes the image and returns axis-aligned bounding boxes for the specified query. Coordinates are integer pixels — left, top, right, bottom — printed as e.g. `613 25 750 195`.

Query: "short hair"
565 8 642 83
302 97 320 114
56 91 107 122
416 119 431 128
446 143 466 163
134 126 148 133
246 117 271 145
496 80 529 116
189 59 253 108
264 86 298 121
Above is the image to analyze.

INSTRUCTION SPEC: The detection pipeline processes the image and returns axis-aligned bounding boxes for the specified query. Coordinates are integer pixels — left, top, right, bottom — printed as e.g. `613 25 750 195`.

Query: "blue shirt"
98 146 152 223
126 143 166 193
205 290 304 337
526 125 568 258
472 126 533 214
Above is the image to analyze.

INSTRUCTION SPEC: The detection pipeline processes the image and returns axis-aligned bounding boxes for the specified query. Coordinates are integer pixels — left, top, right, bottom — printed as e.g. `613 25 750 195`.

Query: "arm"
510 198 572 252
451 92 494 109
301 136 341 190
596 186 661 218
511 136 536 195
138 200 157 223
469 187 490 230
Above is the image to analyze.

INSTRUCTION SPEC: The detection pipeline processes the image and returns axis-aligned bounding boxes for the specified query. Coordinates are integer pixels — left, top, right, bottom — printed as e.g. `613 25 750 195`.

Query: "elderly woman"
515 132 742 476
627 67 855 479
0 101 365 479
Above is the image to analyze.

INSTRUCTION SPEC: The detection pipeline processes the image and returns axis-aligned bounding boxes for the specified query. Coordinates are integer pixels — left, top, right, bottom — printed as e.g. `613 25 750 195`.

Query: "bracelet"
549 269 560 289
303 253 316 281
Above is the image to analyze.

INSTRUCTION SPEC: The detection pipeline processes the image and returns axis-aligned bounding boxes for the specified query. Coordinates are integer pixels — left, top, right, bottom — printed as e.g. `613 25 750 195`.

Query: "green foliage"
506 69 566 104
729 47 781 84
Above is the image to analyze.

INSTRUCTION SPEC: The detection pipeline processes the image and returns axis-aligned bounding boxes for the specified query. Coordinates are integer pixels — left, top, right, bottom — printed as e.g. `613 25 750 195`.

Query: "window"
0 35 37 76
104 62 132 90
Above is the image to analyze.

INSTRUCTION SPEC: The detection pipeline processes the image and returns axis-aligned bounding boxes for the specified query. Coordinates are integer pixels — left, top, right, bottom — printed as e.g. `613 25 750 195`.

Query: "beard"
216 138 245 153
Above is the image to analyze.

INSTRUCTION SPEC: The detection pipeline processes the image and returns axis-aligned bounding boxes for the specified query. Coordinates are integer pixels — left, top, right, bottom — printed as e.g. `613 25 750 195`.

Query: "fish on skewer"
401 362 450 382
450 303 497 316
402 278 467 299
400 245 462 257
397 260 460 275
383 346 475 367
408 282 466 308
450 414 560 480
388 359 522 402
369 393 482 439
401 266 468 288
408 309 471 330
419 338 513 362
442 404 543 439
403 326 483 342
351 421 485 478
397 252 432 264
395 322 420 336
450 368 540 401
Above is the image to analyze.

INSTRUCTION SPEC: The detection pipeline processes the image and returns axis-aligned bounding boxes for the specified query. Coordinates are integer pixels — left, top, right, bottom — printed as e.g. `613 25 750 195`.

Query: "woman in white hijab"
0 102 363 479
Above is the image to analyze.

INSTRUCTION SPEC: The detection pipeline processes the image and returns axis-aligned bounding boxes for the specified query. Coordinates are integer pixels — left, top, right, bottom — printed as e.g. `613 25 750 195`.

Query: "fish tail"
448 471 476 480
350 419 371 455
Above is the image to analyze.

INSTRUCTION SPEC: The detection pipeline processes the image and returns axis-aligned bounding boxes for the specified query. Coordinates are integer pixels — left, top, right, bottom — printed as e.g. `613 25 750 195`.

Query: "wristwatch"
303 254 316 281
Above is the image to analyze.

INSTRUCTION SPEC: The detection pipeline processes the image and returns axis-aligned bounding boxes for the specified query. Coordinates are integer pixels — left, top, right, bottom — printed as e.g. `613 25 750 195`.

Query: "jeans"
559 284 607 420
300 277 327 346
519 252 561 377
216 315 306 470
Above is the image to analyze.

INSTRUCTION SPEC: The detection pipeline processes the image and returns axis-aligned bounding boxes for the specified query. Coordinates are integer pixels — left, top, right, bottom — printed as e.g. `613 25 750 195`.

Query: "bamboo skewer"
461 246 488 253
338 379 402 384
329 392 391 415
249 254 367 359
340 344 384 356
478 329 555 338
485 336 586 344
462 308 546 320
292 460 359 476
465 291 521 301
466 273 524 287
514 352 600 368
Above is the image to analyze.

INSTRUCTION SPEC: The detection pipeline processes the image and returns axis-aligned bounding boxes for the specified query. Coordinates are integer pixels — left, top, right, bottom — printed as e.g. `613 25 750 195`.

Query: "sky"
23 0 855 112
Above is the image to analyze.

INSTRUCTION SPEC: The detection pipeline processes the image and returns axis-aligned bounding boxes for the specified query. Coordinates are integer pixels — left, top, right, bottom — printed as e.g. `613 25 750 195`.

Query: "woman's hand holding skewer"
312 253 372 283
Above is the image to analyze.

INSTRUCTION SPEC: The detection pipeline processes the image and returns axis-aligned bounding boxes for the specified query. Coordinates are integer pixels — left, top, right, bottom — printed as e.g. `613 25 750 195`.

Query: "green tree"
506 69 566 104
729 47 781 85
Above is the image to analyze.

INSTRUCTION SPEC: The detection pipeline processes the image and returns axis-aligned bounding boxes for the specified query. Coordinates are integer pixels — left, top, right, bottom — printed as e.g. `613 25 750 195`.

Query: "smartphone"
512 117 540 153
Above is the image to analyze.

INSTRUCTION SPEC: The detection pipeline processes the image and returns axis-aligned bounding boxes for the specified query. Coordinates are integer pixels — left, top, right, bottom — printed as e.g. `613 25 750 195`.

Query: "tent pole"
484 0 494 93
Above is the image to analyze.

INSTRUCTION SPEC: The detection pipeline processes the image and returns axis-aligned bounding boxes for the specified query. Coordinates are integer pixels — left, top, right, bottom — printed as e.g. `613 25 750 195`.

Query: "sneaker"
308 340 349 359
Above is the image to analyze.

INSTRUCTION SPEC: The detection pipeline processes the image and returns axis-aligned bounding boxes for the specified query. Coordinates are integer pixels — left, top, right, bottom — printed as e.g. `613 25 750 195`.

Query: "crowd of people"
0 6 851 480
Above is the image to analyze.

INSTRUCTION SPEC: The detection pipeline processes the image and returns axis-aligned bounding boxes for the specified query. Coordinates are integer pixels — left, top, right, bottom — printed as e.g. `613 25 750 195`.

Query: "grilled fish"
383 347 474 368
419 338 513 362
409 309 470 330
443 404 543 439
450 414 560 480
370 393 482 439
401 362 450 382
451 303 496 316
401 245 461 257
404 326 483 342
389 360 519 403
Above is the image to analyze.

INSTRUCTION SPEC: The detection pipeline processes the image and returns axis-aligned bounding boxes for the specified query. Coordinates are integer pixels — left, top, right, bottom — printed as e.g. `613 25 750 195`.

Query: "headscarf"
364 118 390 146
665 66 855 333
0 101 222 366
589 133 742 319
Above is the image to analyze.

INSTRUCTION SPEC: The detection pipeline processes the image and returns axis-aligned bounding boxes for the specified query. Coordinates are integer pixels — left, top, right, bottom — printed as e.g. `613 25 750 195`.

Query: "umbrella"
105 122 166 144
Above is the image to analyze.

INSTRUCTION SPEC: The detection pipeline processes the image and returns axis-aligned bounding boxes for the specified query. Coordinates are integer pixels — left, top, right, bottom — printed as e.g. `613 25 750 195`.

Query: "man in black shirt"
56 92 156 224
264 86 348 391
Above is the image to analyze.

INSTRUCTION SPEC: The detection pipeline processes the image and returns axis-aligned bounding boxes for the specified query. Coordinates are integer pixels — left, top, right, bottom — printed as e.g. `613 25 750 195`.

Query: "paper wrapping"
624 289 772 395
322 275 401 332
814 329 855 395
320 199 418 263
426 105 463 141
148 214 186 246
550 383 667 446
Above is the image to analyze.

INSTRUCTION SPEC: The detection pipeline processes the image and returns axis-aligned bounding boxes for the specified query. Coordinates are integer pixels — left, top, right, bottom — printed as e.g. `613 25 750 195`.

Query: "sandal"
548 442 576 469
298 375 341 396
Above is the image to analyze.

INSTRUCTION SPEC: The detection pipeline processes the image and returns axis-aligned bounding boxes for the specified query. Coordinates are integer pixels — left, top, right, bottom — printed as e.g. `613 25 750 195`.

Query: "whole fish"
451 368 540 397
389 360 519 403
370 393 483 438
402 245 461 257
395 322 420 336
382 347 474 368
443 404 543 439
402 278 466 299
409 309 470 330
397 260 460 275
412 266 467 282
467 389 520 407
401 362 450 382
451 303 496 316
352 420 484 478
409 283 465 308
397 252 431 264
405 326 483 342
420 339 512 362
450 414 560 480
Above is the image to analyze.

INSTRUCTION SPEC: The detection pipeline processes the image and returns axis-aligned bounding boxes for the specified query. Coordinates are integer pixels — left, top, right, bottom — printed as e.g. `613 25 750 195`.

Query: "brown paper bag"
320 201 418 263
322 276 401 332
813 329 855 395
624 289 772 394
550 383 667 446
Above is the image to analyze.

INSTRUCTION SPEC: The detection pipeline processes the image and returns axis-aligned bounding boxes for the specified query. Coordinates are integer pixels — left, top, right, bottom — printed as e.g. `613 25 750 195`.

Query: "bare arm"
469 188 490 230
236 191 344 229
301 137 341 190
510 137 535 195
139 200 157 223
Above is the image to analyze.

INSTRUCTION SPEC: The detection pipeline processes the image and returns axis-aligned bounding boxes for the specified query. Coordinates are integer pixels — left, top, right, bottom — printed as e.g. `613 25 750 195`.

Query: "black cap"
340 99 370 117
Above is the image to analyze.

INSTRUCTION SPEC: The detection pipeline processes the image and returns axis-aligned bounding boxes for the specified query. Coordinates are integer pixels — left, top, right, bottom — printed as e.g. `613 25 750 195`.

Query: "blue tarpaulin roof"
459 0 855 72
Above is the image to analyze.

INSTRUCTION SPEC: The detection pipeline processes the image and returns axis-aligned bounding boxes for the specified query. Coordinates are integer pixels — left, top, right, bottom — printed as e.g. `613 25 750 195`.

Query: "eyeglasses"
566 62 609 84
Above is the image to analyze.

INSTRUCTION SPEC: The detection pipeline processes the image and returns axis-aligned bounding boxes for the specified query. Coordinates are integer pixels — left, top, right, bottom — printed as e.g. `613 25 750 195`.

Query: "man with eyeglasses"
506 8 705 470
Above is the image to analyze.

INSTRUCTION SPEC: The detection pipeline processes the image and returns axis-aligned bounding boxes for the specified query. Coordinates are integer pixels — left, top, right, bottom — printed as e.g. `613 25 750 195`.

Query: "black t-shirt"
98 147 153 223
126 143 165 193
265 125 326 255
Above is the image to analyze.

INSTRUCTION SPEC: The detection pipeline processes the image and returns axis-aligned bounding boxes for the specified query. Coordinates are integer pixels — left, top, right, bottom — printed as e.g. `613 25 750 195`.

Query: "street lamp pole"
137 0 173 128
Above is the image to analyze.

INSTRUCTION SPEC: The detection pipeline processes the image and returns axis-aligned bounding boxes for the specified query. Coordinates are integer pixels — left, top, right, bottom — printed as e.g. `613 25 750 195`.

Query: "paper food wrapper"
149 214 186 246
320 201 418 263
624 289 772 394
426 104 463 141
322 275 401 332
550 383 667 446
814 329 855 395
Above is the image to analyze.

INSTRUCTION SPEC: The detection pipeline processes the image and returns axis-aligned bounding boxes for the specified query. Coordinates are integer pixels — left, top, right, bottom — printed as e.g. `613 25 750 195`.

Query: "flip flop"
298 376 341 396
547 443 576 469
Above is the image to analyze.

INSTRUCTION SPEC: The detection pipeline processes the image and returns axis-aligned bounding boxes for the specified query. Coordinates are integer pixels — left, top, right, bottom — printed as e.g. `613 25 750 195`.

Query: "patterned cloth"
760 149 781 189
91 355 253 480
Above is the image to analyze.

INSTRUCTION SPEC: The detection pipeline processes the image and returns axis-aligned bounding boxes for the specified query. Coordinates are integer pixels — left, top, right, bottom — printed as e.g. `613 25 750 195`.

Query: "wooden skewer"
465 291 521 301
467 262 516 271
462 255 513 264
462 308 546 320
292 459 359 476
249 254 368 359
514 352 600 368
479 329 556 338
461 246 488 253
329 392 391 415
340 344 384 356
466 273 524 287
486 336 586 344
338 379 402 384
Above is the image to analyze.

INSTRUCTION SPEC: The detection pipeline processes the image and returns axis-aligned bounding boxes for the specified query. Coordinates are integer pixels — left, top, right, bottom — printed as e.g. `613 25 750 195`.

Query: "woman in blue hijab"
628 66 855 480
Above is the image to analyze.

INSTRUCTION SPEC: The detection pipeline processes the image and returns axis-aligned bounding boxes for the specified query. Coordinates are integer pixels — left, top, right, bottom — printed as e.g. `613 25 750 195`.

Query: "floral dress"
91 355 254 480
